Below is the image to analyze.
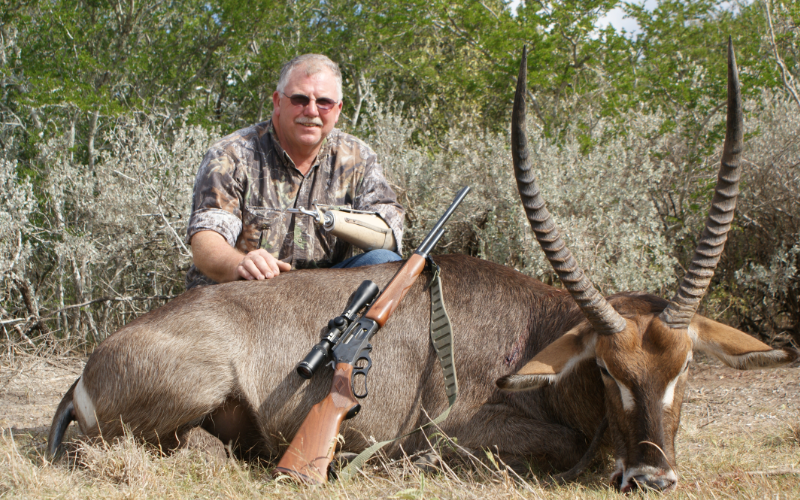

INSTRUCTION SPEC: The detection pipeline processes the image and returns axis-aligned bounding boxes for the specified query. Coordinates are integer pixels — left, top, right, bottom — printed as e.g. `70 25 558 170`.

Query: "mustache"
295 117 323 126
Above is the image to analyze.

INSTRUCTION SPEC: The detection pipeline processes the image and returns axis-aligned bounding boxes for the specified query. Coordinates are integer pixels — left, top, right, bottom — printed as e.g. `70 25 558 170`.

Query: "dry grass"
1 346 798 499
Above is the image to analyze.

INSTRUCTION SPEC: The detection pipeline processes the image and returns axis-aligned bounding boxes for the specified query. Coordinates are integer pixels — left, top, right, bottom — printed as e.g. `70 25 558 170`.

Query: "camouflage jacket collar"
265 119 333 176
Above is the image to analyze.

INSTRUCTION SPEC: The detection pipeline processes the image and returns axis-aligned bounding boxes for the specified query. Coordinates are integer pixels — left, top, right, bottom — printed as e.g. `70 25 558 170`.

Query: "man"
185 54 404 289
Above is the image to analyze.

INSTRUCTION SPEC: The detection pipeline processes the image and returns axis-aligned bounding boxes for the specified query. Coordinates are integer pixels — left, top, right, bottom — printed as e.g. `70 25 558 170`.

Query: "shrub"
370 99 677 294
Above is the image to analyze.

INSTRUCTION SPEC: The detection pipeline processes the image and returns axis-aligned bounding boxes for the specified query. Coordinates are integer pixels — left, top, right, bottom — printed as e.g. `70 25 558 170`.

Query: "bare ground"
1 349 798 498
0 351 84 437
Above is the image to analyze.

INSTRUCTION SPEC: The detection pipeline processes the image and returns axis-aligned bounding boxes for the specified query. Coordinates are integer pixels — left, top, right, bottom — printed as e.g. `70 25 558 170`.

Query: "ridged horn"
511 46 626 336
659 39 744 330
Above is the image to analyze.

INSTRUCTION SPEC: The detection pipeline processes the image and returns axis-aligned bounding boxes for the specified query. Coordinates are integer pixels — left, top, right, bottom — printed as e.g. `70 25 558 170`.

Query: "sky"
507 0 659 35
509 1 742 35
596 1 659 34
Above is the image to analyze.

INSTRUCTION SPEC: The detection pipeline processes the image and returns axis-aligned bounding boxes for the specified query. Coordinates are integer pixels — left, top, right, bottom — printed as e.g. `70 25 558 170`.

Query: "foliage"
0 147 36 284
2 116 211 342
371 98 677 294
728 91 800 344
1 0 799 346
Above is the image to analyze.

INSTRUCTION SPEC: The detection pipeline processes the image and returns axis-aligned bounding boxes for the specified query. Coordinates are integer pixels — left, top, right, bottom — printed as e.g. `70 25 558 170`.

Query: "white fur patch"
621 464 677 492
613 458 624 476
610 458 625 486
687 323 699 344
532 332 596 388
662 376 679 408
617 382 635 412
558 334 597 380
73 377 97 432
598 360 635 411
497 373 557 391
663 352 692 407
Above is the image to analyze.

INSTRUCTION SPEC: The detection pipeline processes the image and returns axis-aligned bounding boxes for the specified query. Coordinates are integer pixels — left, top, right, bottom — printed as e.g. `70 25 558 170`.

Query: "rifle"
275 186 470 483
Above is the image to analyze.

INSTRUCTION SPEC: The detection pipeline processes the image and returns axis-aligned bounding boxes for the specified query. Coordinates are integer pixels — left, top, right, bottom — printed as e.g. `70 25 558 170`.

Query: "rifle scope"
296 280 380 379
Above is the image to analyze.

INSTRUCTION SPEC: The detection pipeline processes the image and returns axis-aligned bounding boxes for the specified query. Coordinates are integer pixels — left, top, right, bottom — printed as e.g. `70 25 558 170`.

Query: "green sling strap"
338 259 458 481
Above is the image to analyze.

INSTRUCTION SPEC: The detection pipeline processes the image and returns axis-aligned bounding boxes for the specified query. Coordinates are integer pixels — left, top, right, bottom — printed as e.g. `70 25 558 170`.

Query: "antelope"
48 43 797 492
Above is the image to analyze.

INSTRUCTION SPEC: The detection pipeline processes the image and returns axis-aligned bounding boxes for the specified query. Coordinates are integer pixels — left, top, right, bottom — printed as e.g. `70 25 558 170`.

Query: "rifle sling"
337 257 458 481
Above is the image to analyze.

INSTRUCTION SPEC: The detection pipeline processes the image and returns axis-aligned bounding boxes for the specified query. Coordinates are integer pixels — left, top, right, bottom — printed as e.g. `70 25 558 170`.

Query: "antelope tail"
47 379 78 460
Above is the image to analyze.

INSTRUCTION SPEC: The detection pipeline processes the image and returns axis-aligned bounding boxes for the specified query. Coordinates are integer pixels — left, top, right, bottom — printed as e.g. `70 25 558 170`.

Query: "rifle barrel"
414 186 470 258
418 228 445 257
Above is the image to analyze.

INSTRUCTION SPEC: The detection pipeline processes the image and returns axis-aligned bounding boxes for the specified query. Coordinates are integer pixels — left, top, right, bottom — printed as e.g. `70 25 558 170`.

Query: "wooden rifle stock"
275 363 359 483
364 253 426 327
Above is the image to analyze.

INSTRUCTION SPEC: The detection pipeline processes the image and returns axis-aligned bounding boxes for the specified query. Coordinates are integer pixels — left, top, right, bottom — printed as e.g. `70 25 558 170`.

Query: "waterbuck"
48 43 797 492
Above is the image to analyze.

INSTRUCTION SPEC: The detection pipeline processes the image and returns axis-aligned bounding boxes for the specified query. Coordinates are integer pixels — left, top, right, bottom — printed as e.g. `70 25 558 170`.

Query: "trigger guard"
356 353 373 371
352 356 372 399
351 373 368 399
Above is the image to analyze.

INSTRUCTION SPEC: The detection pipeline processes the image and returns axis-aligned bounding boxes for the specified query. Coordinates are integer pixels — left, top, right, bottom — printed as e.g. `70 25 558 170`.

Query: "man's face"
272 66 342 157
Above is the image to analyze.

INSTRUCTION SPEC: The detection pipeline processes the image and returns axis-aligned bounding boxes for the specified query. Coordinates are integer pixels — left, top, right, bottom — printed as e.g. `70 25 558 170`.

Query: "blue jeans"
331 249 402 269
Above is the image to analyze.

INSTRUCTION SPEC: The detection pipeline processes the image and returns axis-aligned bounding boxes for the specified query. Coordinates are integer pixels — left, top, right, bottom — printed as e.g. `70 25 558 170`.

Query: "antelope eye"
598 365 611 378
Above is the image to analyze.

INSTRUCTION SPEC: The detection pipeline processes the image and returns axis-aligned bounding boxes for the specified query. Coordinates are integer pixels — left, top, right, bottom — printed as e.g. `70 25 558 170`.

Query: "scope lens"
297 362 314 379
296 344 329 379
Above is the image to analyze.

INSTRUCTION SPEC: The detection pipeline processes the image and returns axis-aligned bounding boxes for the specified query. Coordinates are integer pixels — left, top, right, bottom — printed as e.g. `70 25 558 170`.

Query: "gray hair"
276 54 343 101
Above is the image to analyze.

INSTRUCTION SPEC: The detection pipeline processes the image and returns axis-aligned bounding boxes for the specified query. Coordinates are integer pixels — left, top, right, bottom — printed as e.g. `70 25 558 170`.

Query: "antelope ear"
497 326 596 391
690 315 799 369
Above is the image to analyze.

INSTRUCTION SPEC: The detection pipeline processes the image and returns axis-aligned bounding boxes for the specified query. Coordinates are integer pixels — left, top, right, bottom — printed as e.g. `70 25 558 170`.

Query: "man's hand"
191 230 290 283
237 249 291 280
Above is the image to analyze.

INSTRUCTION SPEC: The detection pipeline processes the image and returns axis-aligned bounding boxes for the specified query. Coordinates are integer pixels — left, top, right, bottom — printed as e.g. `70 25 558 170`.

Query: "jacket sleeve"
186 145 245 247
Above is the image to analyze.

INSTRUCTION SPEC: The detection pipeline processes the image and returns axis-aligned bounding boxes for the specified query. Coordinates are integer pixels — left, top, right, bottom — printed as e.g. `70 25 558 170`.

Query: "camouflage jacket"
185 120 404 289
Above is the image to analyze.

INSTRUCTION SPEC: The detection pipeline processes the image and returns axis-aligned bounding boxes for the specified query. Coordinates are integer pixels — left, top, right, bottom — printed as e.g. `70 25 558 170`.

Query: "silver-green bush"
1 92 798 345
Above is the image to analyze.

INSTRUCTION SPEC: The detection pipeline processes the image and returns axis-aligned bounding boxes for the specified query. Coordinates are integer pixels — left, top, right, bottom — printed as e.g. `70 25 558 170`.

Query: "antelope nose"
632 474 676 491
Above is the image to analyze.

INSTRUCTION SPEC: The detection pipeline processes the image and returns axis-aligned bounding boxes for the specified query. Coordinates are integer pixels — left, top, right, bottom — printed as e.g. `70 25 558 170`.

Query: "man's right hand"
236 249 291 280
190 230 290 283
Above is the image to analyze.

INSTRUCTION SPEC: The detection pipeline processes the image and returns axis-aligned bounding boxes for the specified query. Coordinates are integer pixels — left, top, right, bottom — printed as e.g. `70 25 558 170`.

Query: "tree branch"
0 295 176 327
764 0 800 111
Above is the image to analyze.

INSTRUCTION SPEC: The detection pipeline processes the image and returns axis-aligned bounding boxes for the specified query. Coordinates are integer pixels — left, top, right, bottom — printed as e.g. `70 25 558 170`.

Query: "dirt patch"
684 352 800 435
0 353 84 435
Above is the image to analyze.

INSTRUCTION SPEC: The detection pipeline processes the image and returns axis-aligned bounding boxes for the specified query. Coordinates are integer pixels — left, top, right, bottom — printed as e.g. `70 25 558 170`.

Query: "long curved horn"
659 39 744 330
511 46 626 336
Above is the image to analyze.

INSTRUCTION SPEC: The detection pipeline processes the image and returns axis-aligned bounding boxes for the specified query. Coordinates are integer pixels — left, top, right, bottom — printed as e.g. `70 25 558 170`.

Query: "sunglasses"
281 92 339 111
